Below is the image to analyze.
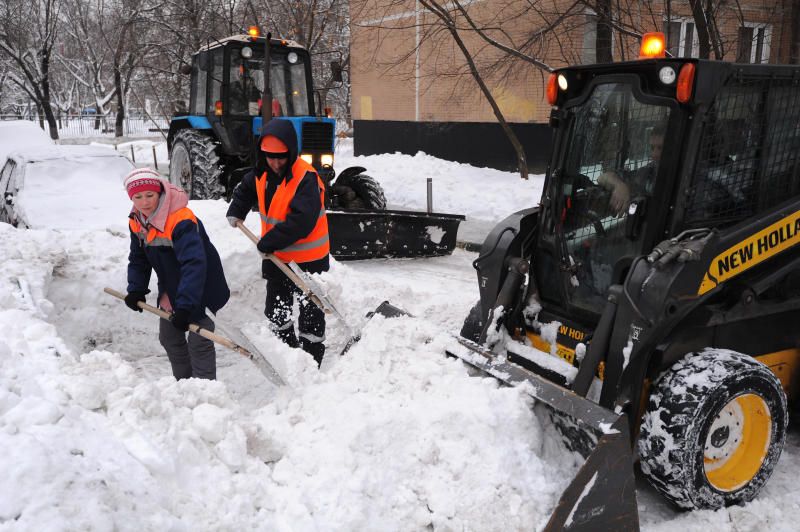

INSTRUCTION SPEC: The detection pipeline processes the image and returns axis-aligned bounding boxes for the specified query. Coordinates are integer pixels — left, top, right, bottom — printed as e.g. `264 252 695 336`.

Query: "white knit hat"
123 168 164 198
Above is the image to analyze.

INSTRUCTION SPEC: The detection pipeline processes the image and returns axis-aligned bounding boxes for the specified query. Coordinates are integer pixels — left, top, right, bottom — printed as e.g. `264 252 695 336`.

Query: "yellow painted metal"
704 393 771 492
755 348 800 400
526 332 576 364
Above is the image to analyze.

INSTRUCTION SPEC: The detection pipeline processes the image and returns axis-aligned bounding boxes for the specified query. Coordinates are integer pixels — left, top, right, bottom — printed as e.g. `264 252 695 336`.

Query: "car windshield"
229 48 310 117
539 82 671 315
16 154 134 230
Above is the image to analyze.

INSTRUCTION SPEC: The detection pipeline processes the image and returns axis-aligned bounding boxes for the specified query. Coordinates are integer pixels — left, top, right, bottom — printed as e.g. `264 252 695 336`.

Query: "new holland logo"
698 210 800 294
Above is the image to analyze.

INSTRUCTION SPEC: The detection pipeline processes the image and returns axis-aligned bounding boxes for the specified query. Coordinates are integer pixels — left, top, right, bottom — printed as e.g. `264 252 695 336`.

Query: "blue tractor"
168 31 463 259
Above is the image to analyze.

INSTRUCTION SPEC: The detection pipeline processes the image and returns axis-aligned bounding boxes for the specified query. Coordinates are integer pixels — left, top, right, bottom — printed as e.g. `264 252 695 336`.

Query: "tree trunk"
114 64 125 137
596 0 613 63
690 0 711 59
40 48 59 140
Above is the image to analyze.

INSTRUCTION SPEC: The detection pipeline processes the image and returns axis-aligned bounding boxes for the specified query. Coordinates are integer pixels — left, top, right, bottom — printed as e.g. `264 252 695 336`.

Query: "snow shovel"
104 287 285 386
234 221 361 356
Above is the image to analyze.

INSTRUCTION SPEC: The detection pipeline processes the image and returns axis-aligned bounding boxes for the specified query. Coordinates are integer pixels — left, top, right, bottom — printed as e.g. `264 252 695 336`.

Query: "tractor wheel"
638 349 787 510
334 172 386 210
169 129 225 200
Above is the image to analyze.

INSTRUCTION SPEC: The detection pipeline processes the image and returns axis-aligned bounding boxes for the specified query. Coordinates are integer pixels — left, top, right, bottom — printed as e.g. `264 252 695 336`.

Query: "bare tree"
60 0 118 127
0 0 63 138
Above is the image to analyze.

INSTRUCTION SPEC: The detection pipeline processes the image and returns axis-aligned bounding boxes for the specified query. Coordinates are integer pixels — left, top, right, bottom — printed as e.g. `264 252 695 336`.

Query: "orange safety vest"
129 207 197 247
256 159 329 263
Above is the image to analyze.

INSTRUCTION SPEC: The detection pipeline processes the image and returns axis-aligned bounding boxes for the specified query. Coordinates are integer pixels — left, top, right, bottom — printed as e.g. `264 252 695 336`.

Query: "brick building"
350 0 799 173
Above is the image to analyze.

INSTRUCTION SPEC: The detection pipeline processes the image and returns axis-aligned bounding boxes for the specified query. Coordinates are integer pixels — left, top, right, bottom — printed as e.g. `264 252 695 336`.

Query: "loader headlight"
241 46 253 59
321 154 333 167
287 52 298 64
300 153 313 165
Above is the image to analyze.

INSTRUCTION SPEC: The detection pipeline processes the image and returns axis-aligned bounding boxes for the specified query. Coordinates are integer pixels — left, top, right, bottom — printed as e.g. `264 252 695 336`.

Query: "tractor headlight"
287 52 298 64
321 154 333 167
300 153 313 165
241 46 253 59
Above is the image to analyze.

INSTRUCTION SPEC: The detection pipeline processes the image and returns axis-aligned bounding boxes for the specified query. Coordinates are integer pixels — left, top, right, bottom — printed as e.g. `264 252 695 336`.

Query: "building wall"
350 0 797 172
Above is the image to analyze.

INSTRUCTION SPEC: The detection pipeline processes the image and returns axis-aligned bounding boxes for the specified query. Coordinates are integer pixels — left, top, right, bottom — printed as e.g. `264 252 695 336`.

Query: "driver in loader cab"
598 124 665 214
226 119 330 368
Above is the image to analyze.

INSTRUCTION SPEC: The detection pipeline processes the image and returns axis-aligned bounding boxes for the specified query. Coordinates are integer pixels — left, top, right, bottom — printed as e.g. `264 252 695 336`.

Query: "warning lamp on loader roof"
639 32 666 59
248 26 260 38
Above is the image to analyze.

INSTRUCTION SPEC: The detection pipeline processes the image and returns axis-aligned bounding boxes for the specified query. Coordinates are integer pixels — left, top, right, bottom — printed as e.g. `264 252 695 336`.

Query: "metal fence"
0 114 170 139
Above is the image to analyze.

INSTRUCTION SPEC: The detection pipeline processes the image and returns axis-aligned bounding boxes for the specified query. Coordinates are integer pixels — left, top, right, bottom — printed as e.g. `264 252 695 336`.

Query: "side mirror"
330 61 343 83
179 63 192 75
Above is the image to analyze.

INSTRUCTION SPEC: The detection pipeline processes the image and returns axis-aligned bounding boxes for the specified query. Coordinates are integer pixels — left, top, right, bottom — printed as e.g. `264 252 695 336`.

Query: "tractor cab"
169 32 336 199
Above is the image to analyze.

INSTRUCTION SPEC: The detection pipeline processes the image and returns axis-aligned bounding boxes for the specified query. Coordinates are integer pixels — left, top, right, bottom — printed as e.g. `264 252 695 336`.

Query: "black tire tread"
638 349 787 510
170 129 225 200
334 172 386 210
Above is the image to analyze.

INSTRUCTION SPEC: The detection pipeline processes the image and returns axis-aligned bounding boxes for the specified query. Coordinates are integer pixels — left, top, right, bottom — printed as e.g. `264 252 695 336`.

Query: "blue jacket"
127 184 229 320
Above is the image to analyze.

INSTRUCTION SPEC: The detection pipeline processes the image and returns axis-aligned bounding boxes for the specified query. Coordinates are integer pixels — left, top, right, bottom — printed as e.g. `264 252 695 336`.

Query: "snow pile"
0 215 576 530
334 138 544 220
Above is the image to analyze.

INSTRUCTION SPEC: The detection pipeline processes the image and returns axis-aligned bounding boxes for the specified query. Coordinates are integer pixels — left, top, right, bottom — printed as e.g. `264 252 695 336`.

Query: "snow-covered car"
0 145 136 230
0 120 54 165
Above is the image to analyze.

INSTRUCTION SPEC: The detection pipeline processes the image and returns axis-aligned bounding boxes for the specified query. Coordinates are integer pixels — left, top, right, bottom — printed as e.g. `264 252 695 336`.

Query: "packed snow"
1 128 799 531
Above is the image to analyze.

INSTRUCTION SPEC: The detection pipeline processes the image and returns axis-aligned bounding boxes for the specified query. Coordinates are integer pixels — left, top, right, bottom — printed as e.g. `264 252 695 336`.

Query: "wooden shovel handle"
235 220 328 312
104 287 251 357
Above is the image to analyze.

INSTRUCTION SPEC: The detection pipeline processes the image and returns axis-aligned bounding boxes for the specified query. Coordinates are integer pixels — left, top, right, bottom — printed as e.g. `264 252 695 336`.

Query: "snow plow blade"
445 337 639 531
328 209 465 260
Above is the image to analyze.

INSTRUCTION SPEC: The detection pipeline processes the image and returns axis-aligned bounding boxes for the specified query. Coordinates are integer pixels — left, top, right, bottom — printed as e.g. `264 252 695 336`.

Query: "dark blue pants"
264 276 326 366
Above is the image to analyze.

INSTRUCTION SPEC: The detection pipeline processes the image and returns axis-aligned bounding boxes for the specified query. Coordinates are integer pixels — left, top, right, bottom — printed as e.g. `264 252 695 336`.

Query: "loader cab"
187 35 315 158
536 64 683 321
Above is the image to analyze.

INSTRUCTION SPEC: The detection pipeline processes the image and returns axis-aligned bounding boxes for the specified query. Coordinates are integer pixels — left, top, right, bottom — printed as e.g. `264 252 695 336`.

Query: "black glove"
124 291 146 312
169 308 191 332
257 236 275 254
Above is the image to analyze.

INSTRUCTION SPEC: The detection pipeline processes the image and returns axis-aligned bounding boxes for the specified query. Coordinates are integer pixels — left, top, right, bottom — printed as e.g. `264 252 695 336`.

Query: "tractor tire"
169 129 225 200
334 172 386 210
638 349 787 510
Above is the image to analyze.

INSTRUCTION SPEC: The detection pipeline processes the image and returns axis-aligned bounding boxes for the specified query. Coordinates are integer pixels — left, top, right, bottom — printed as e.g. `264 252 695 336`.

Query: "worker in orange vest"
123 168 230 380
226 119 329 367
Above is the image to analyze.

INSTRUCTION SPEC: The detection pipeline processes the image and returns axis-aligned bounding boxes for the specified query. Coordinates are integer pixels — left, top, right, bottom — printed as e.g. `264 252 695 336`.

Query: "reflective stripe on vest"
255 159 330 263
129 207 198 248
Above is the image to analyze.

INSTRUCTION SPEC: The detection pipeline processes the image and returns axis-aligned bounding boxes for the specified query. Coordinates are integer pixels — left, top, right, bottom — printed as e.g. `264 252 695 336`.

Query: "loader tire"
334 173 386 210
169 129 225 200
638 349 787 510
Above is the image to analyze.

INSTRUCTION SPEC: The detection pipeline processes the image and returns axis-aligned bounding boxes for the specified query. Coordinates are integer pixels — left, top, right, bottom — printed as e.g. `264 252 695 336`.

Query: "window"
208 48 224 115
737 24 772 64
664 19 697 57
191 52 208 115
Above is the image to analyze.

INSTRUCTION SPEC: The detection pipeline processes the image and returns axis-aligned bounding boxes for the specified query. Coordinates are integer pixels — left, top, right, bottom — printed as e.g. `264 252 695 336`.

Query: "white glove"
227 216 242 228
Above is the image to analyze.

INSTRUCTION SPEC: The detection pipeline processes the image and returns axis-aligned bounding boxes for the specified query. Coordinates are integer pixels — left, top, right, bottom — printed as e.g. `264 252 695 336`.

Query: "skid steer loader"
449 34 800 530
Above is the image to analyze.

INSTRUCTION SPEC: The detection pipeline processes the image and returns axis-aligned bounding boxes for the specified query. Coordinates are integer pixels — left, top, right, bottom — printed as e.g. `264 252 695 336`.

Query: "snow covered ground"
1 130 799 530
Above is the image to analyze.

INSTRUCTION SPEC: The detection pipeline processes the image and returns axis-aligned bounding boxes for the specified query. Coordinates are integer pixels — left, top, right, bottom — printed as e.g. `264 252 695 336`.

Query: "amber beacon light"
639 32 666 59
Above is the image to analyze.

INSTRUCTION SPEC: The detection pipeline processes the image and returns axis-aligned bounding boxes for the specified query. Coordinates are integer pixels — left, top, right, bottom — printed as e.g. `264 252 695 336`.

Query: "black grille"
685 76 800 228
301 121 334 153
